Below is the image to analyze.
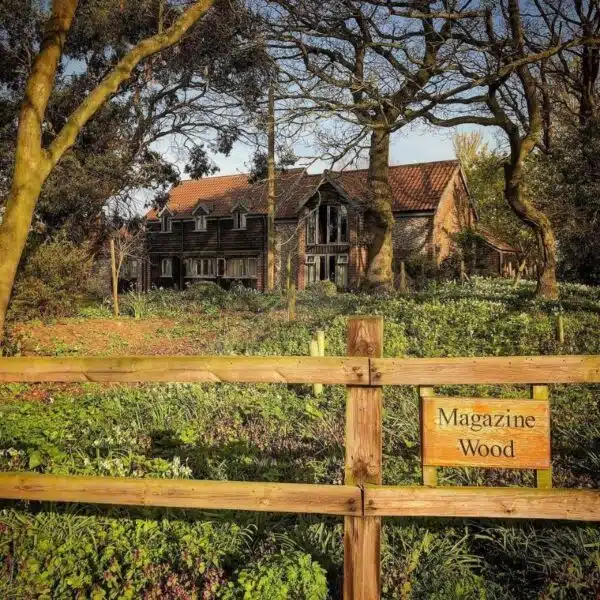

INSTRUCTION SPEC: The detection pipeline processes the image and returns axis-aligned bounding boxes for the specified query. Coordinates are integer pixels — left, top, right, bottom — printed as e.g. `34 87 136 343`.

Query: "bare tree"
264 0 487 288
424 0 600 298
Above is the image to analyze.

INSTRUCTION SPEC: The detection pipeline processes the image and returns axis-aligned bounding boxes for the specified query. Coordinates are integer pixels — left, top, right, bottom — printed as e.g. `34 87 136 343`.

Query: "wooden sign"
422 397 550 469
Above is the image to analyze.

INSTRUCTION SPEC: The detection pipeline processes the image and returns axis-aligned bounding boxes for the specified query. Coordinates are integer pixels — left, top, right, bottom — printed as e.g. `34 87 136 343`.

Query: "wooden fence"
1 316 600 599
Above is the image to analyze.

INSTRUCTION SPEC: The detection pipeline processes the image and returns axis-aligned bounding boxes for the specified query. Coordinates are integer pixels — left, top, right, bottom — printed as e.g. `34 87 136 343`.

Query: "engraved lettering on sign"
422 398 550 469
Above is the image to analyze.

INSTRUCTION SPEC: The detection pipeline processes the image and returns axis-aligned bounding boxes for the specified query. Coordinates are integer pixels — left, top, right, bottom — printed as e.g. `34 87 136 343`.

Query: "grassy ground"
1 278 599 599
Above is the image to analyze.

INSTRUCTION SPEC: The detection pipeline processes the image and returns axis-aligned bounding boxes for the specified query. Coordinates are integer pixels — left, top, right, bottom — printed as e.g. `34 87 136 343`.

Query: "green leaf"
28 450 43 469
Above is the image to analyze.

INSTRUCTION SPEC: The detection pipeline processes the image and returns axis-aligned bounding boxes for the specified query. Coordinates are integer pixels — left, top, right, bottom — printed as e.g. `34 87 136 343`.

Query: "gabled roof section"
478 228 518 253
157 205 173 218
191 202 212 215
145 160 462 221
231 200 249 213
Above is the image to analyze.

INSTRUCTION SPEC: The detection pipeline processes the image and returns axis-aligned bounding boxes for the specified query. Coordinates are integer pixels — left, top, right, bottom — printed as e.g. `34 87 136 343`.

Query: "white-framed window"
161 214 172 233
247 257 257 278
306 255 317 284
339 205 348 243
335 254 348 288
185 258 215 278
227 258 245 278
161 257 173 277
305 254 348 288
194 215 207 231
184 258 196 277
306 211 317 245
224 257 258 278
233 211 247 230
306 204 348 245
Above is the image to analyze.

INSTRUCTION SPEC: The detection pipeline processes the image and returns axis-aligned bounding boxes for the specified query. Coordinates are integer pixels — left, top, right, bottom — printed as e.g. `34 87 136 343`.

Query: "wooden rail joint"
368 358 383 386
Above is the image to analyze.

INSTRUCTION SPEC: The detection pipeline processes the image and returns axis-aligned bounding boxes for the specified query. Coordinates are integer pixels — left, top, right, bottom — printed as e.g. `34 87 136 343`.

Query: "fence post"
556 314 565 344
344 316 383 600
288 283 296 321
110 239 119 317
532 385 552 489
399 261 408 293
317 330 325 357
310 340 323 397
419 386 438 487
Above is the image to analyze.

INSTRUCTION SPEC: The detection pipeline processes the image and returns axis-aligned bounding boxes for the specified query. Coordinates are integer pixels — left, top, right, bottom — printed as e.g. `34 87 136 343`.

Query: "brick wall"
432 173 474 262
392 215 434 264
256 251 266 291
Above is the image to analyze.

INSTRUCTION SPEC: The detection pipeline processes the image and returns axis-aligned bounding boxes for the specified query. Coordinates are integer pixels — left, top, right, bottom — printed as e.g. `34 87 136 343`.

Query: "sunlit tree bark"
0 0 214 343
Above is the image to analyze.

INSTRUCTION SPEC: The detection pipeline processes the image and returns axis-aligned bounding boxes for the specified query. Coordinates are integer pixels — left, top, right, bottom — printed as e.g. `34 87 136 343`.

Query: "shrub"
184 281 230 306
0 510 246 600
221 552 328 600
9 240 99 321
306 280 337 297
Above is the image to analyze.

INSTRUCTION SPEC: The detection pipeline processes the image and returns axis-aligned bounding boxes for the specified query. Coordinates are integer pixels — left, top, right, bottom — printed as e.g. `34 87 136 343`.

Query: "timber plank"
344 316 383 600
372 355 600 385
364 486 600 521
0 474 361 516
0 356 370 385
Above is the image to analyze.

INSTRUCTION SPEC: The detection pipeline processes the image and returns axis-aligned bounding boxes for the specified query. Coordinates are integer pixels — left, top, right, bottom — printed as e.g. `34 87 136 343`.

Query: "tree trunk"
0 180 46 343
580 43 599 126
266 80 276 290
0 0 78 345
504 162 559 299
365 126 394 289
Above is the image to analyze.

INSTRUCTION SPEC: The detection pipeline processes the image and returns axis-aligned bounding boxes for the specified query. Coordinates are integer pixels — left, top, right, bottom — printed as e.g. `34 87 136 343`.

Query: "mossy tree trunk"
0 0 214 344
364 125 394 289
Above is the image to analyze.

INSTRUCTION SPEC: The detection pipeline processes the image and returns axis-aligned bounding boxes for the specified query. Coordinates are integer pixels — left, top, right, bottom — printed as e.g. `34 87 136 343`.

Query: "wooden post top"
348 316 384 358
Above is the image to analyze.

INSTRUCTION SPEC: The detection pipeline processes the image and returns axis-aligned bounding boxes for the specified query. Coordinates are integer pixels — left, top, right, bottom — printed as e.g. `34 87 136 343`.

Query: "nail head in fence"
421 396 551 470
344 316 383 600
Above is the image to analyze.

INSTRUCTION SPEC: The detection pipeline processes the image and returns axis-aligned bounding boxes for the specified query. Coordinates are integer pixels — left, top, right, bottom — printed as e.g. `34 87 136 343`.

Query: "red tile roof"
478 229 518 253
146 159 461 220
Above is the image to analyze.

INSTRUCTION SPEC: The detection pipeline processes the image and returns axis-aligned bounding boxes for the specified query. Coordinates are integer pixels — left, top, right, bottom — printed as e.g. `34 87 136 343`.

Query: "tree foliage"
0 0 269 241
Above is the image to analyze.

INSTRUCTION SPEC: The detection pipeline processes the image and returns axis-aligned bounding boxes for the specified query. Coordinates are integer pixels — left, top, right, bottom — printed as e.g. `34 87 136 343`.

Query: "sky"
185 121 498 179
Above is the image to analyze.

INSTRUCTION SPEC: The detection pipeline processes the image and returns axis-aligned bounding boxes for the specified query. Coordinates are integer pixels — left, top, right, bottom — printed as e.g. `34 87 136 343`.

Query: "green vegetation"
1 279 600 598
8 240 103 322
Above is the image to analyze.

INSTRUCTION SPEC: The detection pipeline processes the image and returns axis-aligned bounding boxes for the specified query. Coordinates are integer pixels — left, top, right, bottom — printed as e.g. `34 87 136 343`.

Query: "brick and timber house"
143 159 517 291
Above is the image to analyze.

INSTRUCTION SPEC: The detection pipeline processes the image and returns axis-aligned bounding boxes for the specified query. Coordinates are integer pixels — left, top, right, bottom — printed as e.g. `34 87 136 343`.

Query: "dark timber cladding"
143 160 520 291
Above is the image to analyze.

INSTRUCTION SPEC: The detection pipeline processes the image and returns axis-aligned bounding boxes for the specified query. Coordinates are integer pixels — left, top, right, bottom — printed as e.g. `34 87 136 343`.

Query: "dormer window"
194 215 207 231
233 211 247 230
161 214 172 233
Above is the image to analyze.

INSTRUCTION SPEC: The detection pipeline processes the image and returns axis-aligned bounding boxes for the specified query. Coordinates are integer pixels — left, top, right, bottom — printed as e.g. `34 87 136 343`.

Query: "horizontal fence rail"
1 474 599 522
1 355 600 385
372 355 600 385
0 473 361 516
0 356 370 385
364 486 600 521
